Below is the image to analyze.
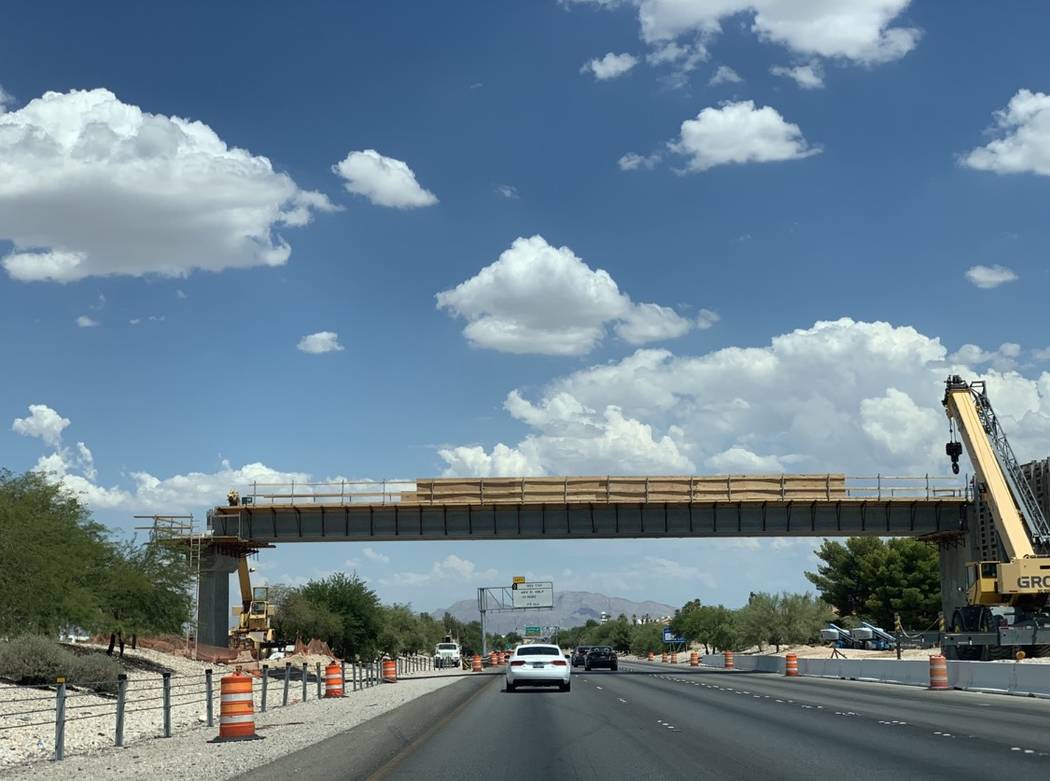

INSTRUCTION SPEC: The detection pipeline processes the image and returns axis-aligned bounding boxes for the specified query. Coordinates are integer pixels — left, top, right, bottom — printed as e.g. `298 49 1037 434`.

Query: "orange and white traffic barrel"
472 654 482 672
929 654 949 690
490 651 499 667
670 652 678 664
325 661 344 697
213 671 261 742
661 652 668 663
647 651 655 661
382 658 397 683
690 651 699 667
724 651 735 670
785 653 799 677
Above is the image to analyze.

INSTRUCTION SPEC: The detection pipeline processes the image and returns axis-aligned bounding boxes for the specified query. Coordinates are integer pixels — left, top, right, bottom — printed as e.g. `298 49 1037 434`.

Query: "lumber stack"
401 474 847 505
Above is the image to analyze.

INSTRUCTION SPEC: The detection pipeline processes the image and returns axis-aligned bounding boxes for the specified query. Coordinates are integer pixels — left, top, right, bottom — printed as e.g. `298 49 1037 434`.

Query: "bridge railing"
226 474 967 507
235 479 416 506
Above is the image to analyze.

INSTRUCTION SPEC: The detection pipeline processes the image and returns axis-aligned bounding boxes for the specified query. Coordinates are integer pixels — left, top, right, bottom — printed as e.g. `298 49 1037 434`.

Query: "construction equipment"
942 375 1050 659
229 557 277 657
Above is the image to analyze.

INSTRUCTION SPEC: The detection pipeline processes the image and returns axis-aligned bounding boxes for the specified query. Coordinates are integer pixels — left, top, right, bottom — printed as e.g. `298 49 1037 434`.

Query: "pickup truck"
433 641 462 669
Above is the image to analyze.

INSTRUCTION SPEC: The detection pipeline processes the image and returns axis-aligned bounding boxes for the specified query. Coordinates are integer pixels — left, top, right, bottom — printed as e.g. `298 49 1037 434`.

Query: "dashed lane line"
650 671 1050 761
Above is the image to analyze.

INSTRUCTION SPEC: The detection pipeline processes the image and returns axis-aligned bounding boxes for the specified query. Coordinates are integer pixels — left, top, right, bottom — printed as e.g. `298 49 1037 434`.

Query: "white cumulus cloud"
435 235 694 355
708 65 743 86
569 0 920 65
770 62 824 89
440 317 1050 479
75 315 99 328
949 342 1021 372
962 90 1050 176
696 308 720 329
382 555 497 587
618 152 662 171
362 547 390 564
12 404 71 447
614 303 692 345
332 149 438 208
670 100 820 172
440 390 695 477
0 88 338 283
297 331 344 354
965 264 1018 289
581 52 639 80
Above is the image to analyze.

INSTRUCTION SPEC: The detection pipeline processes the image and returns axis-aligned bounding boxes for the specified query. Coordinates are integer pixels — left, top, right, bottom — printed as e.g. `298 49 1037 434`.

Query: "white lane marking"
617 697 628 703
596 686 603 690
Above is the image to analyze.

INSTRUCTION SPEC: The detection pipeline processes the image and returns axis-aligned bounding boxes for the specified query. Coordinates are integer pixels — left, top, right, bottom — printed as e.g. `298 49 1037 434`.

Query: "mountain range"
431 590 676 635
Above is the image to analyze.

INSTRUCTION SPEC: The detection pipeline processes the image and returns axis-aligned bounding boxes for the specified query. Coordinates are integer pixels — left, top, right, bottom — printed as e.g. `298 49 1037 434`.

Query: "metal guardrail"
229 474 967 507
0 655 433 762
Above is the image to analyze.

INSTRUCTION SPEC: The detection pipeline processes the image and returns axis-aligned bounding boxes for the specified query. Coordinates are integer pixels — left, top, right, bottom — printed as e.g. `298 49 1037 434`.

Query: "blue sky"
2 1 1049 615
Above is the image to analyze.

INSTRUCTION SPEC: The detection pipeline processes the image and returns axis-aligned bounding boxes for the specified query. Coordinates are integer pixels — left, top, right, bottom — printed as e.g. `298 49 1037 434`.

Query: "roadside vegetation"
0 470 190 652
271 574 515 659
804 537 941 629
549 592 831 655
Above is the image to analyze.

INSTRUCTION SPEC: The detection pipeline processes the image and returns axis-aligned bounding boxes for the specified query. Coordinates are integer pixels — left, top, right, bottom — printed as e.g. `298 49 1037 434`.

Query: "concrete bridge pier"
198 548 239 649
938 536 972 626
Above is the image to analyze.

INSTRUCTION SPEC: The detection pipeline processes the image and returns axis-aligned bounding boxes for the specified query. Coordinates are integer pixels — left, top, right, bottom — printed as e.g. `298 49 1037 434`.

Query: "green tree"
272 588 343 646
628 623 663 655
0 470 190 648
0 470 109 636
805 537 939 628
299 573 382 658
93 541 191 655
699 606 738 652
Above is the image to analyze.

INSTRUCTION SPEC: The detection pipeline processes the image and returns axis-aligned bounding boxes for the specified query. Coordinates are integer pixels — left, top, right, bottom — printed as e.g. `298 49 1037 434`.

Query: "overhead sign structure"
662 627 686 644
511 581 554 609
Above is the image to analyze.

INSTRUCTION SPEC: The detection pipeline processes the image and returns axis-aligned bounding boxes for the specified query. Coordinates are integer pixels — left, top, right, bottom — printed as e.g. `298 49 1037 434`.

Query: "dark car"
571 646 592 667
585 646 618 671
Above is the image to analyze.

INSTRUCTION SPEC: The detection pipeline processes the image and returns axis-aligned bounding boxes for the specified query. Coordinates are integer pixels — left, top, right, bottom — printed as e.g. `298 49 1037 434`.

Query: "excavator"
942 375 1050 659
228 556 278 658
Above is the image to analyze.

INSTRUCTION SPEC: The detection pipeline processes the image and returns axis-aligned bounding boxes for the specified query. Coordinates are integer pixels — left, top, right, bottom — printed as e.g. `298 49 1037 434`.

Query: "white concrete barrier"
701 653 1050 698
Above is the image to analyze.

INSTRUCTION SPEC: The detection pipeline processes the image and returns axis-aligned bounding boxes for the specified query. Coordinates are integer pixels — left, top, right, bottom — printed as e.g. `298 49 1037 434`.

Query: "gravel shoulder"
4 666 472 780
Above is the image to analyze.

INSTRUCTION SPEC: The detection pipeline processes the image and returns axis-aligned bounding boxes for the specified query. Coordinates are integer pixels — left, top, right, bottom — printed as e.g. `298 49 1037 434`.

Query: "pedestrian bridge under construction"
189 473 969 649
207 474 968 543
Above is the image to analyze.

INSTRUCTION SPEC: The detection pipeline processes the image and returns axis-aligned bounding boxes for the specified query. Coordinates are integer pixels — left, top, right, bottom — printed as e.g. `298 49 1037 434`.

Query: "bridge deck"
208 496 968 543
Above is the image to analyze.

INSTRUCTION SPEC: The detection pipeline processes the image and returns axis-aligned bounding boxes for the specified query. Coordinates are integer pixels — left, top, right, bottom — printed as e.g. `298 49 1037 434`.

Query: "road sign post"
477 581 556 656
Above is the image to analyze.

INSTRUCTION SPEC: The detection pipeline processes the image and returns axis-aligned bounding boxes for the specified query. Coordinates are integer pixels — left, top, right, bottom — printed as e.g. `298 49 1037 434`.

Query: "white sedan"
505 644 571 692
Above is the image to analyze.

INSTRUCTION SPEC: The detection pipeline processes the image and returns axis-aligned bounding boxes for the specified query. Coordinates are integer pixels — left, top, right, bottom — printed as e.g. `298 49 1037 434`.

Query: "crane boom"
944 377 1039 559
943 375 1050 608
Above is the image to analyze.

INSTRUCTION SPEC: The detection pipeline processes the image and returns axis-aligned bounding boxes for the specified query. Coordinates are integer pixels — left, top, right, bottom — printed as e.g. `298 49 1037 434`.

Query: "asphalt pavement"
243 661 1050 781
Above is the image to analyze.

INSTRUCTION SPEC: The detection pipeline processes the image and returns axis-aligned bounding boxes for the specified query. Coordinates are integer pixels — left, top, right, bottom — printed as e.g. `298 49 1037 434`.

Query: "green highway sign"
524 626 542 636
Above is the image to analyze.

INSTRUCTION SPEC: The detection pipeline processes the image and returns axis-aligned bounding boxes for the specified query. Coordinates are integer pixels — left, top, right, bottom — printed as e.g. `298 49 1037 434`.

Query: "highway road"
246 661 1050 780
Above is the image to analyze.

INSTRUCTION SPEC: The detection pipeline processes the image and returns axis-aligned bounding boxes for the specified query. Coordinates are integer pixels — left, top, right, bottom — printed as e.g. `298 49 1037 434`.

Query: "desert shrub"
0 636 122 692
70 653 122 693
0 636 77 685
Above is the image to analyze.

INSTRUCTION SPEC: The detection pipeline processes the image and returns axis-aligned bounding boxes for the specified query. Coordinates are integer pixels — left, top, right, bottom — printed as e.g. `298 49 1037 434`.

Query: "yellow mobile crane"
229 557 278 657
943 375 1050 659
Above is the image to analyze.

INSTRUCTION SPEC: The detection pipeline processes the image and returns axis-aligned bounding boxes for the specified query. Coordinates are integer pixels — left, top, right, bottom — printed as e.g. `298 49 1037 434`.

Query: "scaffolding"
134 514 202 660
